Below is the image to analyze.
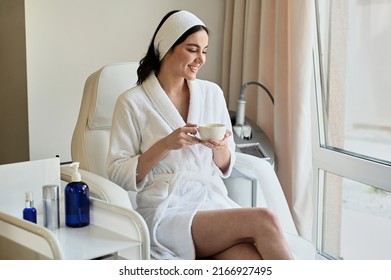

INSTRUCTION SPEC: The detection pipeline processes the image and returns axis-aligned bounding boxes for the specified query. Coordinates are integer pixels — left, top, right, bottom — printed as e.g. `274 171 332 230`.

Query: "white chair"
61 62 315 259
61 62 150 260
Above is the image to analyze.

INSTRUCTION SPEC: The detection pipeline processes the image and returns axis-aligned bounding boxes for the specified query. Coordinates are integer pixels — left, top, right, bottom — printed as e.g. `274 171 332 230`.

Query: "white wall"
25 0 225 162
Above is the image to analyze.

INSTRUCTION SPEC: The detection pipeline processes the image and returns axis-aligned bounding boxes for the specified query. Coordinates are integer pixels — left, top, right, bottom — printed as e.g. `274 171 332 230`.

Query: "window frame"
312 0 391 259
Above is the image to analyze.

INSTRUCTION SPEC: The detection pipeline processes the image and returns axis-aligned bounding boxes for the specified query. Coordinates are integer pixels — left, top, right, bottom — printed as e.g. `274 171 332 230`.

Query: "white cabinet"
0 198 148 259
0 158 149 260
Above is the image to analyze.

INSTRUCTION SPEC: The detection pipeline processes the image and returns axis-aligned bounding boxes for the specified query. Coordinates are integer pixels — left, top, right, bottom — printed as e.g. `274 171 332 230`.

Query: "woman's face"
163 29 208 81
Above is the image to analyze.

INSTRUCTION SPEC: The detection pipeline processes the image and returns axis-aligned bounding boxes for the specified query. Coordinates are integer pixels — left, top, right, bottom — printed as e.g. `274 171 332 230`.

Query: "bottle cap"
43 185 59 200
70 162 82 182
25 191 33 202
25 191 34 208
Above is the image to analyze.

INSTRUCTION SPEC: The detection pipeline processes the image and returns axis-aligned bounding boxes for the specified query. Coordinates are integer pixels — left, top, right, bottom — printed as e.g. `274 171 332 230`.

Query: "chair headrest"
85 62 139 130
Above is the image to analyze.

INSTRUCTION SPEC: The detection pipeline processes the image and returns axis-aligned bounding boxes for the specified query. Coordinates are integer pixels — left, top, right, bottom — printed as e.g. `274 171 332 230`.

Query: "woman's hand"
200 130 232 150
200 129 232 173
137 123 200 182
163 123 200 150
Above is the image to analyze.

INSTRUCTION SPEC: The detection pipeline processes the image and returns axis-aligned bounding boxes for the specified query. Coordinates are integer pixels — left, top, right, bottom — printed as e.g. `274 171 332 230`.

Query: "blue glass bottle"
65 162 90 227
23 192 37 223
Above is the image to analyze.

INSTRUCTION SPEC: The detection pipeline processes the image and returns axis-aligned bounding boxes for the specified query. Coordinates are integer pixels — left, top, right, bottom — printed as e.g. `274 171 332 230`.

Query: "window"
313 0 391 260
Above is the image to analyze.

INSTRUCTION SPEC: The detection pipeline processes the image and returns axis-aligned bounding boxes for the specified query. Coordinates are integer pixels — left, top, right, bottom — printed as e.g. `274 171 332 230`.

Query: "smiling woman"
158 30 209 107
137 10 209 85
106 10 294 260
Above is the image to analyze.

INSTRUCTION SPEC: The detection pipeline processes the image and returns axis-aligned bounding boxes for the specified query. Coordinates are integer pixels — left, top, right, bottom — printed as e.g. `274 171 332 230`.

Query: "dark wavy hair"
136 10 209 85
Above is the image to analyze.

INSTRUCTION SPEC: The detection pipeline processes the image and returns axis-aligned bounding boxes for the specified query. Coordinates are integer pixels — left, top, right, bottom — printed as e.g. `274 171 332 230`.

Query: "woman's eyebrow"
186 43 208 49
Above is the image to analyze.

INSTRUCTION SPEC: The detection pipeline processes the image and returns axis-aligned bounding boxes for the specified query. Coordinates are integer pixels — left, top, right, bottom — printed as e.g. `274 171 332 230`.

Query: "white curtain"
222 0 315 239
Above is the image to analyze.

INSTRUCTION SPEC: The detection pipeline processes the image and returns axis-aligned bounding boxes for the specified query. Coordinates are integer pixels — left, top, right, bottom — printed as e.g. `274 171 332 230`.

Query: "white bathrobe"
106 74 240 259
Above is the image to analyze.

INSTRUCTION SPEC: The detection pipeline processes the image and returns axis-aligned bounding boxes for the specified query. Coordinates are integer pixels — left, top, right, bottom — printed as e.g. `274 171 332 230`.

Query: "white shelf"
52 223 140 260
1 197 148 260
58 197 146 259
0 158 149 260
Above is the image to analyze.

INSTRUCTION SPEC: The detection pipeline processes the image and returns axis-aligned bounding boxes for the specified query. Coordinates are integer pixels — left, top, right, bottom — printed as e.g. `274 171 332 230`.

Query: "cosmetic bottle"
43 184 60 230
65 162 90 227
23 192 37 223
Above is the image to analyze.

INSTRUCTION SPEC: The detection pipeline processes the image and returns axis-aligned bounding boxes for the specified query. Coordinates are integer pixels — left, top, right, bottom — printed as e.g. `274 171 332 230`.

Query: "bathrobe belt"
152 169 223 193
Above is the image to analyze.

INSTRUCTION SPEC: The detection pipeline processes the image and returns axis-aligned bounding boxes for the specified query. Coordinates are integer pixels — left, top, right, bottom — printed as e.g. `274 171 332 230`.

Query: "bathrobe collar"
142 74 202 129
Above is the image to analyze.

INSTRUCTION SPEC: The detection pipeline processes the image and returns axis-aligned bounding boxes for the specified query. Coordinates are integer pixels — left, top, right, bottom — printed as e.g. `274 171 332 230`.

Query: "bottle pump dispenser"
23 192 37 223
64 162 90 227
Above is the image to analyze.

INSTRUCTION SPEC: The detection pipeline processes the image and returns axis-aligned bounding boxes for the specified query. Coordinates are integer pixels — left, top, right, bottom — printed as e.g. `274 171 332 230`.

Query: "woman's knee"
252 208 284 235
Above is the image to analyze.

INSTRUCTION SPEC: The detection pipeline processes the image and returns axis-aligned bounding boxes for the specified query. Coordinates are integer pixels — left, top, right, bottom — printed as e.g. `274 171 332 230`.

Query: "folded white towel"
154 10 205 61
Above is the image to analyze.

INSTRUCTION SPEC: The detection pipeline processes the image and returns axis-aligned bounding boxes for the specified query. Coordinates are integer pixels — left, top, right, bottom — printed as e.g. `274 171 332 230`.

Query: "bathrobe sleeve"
106 87 147 192
188 79 236 178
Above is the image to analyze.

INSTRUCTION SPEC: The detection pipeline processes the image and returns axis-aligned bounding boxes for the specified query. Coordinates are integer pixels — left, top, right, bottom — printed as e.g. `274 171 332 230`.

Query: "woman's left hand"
201 130 232 151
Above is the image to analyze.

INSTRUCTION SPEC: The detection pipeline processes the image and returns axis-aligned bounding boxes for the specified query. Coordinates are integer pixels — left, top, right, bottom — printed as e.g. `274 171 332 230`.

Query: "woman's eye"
187 48 207 55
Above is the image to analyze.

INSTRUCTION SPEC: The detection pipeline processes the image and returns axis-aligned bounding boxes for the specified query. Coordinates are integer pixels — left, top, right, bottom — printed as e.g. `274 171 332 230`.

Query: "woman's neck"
157 70 186 96
157 72 190 122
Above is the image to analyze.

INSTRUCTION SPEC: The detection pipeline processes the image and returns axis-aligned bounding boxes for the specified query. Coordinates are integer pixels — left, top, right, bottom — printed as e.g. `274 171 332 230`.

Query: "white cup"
198 123 226 140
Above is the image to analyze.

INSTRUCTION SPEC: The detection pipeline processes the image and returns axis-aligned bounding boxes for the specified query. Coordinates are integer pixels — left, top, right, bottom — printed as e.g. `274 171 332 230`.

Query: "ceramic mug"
197 123 226 140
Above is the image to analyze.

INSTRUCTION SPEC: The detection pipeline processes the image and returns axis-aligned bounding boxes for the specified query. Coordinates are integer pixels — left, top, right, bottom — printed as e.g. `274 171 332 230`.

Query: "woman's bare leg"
211 243 262 260
191 207 294 260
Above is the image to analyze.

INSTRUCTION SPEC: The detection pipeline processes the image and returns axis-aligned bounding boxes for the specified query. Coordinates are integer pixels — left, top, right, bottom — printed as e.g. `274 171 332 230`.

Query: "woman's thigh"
191 207 275 258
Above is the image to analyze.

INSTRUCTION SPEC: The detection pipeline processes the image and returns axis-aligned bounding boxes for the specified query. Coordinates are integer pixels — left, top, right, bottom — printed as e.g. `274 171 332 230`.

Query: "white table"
0 158 149 260
0 197 149 259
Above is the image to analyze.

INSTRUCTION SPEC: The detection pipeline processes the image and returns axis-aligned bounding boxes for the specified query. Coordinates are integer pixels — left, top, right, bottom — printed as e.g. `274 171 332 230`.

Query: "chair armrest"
231 152 298 235
0 211 63 259
60 166 132 209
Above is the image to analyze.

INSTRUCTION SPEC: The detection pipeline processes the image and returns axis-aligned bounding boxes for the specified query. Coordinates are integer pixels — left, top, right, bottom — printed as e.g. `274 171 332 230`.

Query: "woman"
106 10 293 260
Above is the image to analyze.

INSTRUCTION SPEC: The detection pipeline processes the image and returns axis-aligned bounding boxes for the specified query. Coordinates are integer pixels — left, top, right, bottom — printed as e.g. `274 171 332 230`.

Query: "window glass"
315 0 391 260
321 171 391 260
318 0 391 164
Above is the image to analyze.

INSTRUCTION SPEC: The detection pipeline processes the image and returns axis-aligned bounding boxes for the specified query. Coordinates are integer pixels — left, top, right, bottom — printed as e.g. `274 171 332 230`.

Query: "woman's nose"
196 53 205 64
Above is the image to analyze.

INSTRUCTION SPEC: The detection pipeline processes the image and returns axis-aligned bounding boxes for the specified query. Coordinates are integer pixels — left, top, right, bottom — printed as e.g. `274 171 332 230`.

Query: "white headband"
154 11 205 61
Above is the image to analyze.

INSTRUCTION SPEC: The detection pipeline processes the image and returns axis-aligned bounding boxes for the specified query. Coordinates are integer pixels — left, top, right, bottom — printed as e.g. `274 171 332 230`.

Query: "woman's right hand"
163 123 200 150
137 123 200 182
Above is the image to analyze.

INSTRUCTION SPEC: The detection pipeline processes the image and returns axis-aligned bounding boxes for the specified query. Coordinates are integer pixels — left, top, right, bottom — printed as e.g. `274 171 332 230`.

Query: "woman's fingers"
201 129 232 150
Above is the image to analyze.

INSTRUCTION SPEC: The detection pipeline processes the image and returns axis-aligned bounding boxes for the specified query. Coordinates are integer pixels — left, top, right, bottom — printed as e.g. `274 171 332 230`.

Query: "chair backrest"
71 62 139 179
